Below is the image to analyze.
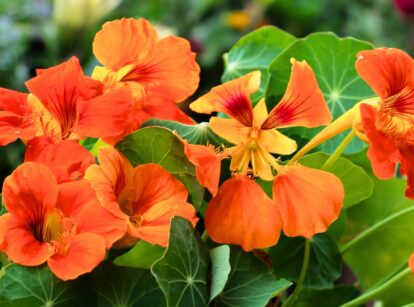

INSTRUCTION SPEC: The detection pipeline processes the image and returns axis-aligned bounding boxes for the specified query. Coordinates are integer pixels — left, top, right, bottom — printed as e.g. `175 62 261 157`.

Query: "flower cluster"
0 17 413 285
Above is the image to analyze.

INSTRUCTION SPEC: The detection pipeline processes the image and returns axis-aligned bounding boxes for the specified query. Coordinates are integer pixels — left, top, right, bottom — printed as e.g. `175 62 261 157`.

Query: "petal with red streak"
360 103 400 179
262 59 331 129
25 137 94 183
48 233 106 280
273 164 344 238
205 175 281 251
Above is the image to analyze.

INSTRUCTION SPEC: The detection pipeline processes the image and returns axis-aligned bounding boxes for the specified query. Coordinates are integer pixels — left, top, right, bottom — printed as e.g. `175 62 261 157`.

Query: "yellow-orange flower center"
41 210 76 255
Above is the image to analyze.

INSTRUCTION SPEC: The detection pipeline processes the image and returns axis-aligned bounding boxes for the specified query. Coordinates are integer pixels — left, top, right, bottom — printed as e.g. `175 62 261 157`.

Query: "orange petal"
190 71 260 126
409 253 414 273
273 164 344 238
360 103 400 179
2 162 58 223
93 18 158 71
129 199 198 247
25 137 94 183
123 36 200 103
400 146 414 200
84 148 134 219
260 129 297 155
57 180 127 248
48 233 106 280
205 175 281 251
355 48 414 100
0 88 34 145
262 59 331 129
209 117 250 145
184 143 221 196
0 214 10 252
74 87 133 140
131 163 188 215
2 215 53 266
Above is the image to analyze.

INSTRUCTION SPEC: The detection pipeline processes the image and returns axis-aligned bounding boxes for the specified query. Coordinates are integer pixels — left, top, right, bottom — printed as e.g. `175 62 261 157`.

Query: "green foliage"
114 241 165 270
267 32 374 154
151 217 210 307
222 26 296 101
116 127 205 209
269 234 342 289
300 152 374 208
0 264 94 306
209 245 231 303
294 286 359 307
212 247 291 306
93 262 164 307
142 119 229 146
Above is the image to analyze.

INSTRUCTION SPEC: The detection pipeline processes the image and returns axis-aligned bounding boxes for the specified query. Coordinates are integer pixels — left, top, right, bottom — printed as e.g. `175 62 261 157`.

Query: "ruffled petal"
2 162 58 223
360 103 400 179
184 143 221 196
262 59 331 129
2 215 53 266
0 88 34 145
93 18 158 71
132 163 188 215
25 137 94 183
57 180 127 248
273 164 344 238
48 233 106 280
205 175 281 251
74 87 134 140
123 36 200 103
355 48 414 100
190 71 260 126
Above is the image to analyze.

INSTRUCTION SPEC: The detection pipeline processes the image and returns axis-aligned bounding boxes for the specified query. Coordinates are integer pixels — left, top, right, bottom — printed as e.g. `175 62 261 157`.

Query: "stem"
341 267 411 307
201 231 209 242
340 206 414 254
322 130 355 170
283 239 311 307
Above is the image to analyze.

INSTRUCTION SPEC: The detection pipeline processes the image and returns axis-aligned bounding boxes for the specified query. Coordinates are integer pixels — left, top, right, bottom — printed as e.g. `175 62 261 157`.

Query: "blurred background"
0 0 413 184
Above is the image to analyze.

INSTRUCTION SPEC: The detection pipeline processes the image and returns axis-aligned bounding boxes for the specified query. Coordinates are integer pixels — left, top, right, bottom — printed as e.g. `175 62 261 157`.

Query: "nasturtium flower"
26 56 133 143
25 136 94 183
205 174 281 252
410 253 414 273
85 148 198 248
272 164 344 238
356 48 414 198
92 18 200 142
0 88 35 146
0 162 126 280
190 59 331 180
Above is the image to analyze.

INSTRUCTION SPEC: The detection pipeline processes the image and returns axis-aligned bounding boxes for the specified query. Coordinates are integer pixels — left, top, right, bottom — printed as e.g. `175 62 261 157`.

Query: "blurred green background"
0 0 413 184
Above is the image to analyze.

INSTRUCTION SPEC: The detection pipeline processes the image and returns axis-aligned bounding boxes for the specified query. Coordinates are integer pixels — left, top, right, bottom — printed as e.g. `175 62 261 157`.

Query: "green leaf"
93 262 164 307
142 119 229 146
80 137 98 151
266 32 375 154
151 217 210 307
116 127 205 209
209 245 231 303
294 286 359 307
0 264 93 306
300 152 374 208
269 234 342 289
342 172 414 306
214 247 291 306
222 25 296 101
114 240 165 269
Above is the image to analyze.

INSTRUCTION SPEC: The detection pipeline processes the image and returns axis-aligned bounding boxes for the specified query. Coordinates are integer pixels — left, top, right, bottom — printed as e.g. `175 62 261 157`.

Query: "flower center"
377 110 414 144
129 215 143 228
42 210 76 255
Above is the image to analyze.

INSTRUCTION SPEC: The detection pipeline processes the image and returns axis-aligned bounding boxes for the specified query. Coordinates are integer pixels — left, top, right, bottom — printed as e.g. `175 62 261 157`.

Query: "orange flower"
355 48 414 198
410 253 414 273
272 164 344 238
85 148 198 248
25 136 94 183
26 57 133 143
190 59 331 180
0 162 126 280
0 88 35 146
205 174 281 252
92 18 200 142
